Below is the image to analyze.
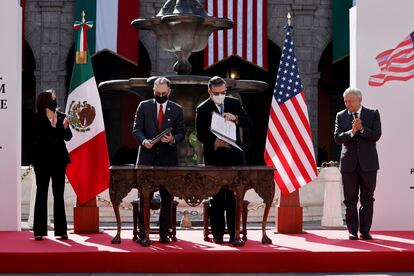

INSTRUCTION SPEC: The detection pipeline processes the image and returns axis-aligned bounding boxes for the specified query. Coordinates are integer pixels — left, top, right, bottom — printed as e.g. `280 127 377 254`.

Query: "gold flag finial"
75 10 89 64
287 13 292 26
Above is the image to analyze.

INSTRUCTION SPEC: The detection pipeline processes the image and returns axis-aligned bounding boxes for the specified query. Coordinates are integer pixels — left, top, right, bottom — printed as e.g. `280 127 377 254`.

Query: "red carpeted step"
1 230 414 273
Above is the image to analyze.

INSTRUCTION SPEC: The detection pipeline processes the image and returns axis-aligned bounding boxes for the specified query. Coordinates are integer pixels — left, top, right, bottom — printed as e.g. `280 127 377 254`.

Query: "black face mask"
155 95 168 104
48 100 57 112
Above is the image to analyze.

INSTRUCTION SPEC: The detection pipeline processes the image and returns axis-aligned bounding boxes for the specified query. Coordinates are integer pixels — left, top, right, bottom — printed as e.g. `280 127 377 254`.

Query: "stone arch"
64 40 151 91
23 21 42 88
317 41 349 164
315 33 334 71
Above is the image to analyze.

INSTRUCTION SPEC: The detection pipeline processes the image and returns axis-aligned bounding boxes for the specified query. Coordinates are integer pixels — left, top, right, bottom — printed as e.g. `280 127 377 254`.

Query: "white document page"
210 112 242 151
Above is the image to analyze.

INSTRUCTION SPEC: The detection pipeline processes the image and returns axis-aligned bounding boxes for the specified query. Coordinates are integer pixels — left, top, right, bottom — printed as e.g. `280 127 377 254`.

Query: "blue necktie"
219 104 224 115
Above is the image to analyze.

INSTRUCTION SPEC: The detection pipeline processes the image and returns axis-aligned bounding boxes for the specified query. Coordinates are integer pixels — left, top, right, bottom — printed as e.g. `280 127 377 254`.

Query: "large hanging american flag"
204 0 268 69
369 31 414 87
264 24 318 195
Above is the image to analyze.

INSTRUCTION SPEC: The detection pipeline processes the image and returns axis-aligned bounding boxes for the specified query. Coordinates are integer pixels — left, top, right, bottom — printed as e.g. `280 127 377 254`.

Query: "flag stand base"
73 198 100 234
275 190 305 234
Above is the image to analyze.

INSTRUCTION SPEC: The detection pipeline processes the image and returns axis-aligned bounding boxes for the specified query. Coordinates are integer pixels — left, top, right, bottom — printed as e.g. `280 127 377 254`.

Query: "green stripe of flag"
332 0 353 62
68 53 95 94
74 0 97 55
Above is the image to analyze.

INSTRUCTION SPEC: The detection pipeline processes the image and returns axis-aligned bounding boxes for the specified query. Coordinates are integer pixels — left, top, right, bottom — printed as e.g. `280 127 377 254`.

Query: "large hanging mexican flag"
65 12 110 205
74 0 140 64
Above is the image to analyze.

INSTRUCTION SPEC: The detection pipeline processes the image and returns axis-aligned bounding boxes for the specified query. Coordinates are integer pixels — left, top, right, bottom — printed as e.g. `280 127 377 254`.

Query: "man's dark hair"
35 89 54 112
208 76 226 89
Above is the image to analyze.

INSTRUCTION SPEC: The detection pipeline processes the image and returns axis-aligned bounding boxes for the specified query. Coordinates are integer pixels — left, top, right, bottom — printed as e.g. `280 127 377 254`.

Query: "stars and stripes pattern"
204 0 268 69
369 31 414 87
264 25 318 195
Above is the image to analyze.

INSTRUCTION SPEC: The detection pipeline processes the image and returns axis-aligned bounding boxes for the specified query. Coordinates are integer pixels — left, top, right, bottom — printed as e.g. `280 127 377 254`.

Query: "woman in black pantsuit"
32 90 72 240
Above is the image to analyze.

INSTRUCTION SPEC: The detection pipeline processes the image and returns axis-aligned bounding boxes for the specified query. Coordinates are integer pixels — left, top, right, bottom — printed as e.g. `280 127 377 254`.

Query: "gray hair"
343 87 362 99
154 77 171 88
208 76 226 89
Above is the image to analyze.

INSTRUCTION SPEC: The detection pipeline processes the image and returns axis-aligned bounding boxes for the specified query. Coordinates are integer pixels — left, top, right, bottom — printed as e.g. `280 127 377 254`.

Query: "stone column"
290 1 319 151
25 0 74 106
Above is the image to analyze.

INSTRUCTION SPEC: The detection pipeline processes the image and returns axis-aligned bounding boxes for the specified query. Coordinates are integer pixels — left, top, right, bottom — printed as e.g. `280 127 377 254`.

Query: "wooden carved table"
109 166 275 246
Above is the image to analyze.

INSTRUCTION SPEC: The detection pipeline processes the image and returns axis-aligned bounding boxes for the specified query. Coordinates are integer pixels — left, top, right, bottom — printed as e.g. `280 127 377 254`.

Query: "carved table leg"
232 188 245 247
262 182 275 244
139 189 153 247
111 203 122 244
261 201 273 244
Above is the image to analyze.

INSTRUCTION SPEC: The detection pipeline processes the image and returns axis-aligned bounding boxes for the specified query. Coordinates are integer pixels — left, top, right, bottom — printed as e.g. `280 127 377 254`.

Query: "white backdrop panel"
352 0 414 230
0 0 22 231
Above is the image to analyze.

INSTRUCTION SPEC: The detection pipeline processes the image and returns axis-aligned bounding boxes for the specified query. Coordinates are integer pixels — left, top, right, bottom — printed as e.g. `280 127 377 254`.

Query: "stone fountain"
99 0 267 165
132 0 232 74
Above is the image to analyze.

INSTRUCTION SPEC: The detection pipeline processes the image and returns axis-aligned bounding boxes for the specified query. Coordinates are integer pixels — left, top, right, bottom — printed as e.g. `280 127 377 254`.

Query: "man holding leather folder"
195 76 251 245
132 77 185 244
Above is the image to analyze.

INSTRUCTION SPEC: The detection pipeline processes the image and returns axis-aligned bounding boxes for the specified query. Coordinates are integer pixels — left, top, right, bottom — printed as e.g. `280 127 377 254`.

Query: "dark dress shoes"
159 236 171 244
360 233 373 240
349 233 358 240
137 235 145 244
60 235 68 240
213 236 224 244
34 236 43 241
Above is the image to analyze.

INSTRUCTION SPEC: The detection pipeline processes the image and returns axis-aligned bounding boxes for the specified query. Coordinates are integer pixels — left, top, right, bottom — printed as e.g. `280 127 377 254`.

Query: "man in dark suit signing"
196 76 251 245
334 87 381 240
132 77 185 244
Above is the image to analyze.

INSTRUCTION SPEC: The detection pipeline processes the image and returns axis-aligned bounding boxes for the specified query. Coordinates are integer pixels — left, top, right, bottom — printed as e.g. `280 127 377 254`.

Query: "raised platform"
1 229 414 273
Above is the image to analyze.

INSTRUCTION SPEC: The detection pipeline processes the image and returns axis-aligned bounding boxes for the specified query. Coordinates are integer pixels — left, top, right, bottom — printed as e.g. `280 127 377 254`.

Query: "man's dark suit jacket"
196 96 250 166
133 99 185 166
334 106 381 172
32 111 73 167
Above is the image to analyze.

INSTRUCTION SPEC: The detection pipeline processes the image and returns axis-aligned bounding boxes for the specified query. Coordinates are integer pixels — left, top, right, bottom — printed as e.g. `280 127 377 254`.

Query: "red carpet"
1 229 414 273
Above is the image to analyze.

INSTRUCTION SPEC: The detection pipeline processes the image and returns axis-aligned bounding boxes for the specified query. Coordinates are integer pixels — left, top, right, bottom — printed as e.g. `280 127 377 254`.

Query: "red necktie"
158 104 164 130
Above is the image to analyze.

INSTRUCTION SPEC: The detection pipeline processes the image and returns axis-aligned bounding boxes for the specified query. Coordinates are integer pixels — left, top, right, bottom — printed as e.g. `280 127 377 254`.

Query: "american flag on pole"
264 24 318 195
369 31 414 87
204 0 268 69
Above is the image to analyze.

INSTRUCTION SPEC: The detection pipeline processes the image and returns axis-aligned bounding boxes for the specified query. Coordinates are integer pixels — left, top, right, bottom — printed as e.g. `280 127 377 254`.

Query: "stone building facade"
24 0 333 157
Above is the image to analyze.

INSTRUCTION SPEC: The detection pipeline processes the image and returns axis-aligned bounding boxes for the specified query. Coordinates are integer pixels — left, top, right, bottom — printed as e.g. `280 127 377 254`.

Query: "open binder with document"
210 111 243 151
150 127 172 144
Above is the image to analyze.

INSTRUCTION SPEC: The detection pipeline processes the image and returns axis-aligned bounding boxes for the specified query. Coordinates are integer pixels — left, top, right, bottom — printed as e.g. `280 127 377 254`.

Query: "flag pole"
74 198 100 234
274 13 305 234
69 11 105 234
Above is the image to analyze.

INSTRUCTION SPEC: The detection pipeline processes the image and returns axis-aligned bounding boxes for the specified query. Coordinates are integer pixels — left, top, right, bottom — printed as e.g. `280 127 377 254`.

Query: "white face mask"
211 94 225 105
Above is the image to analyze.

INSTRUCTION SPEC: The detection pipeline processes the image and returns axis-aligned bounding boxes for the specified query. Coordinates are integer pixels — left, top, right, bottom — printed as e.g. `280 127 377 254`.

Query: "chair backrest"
135 146 141 166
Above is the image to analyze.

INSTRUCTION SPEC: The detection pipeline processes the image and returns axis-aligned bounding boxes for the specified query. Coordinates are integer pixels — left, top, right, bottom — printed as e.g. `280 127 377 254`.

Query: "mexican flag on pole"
65 12 110 205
